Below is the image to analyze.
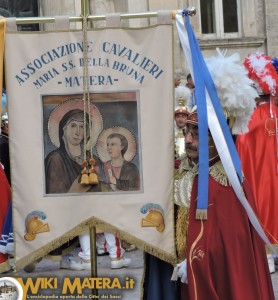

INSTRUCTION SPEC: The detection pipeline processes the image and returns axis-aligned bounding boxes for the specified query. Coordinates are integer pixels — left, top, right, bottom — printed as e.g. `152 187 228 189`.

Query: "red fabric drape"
0 165 11 265
181 175 274 300
236 103 278 244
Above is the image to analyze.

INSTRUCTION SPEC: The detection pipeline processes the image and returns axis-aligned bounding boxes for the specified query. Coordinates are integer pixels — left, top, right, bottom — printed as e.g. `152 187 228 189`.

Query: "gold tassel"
195 209 207 220
81 172 89 185
89 172 98 184
80 161 90 185
89 158 98 184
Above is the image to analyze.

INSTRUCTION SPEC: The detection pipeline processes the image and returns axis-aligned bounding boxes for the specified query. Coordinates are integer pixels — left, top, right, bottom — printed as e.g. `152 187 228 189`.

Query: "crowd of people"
1 49 278 299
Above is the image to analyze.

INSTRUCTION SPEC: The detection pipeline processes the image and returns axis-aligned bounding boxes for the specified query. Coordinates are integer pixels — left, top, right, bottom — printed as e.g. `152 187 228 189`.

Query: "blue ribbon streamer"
184 13 209 210
183 10 243 212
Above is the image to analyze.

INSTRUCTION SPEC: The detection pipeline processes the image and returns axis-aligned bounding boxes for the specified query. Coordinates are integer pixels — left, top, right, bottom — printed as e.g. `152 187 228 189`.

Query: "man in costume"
172 49 275 300
236 53 278 274
174 107 275 300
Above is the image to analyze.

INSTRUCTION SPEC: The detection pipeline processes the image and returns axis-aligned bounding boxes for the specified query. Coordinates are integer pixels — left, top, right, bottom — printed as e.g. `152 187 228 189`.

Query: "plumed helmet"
175 98 190 116
243 52 278 96
24 217 50 241
185 106 198 126
141 210 165 232
205 48 257 134
175 86 191 113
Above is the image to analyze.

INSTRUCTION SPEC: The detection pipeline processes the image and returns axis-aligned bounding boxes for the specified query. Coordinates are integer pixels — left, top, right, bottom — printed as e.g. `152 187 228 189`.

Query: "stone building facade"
2 0 278 76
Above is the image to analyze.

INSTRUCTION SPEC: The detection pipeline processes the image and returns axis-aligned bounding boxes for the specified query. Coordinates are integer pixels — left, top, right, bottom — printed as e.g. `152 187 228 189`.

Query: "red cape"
182 174 274 300
236 103 278 244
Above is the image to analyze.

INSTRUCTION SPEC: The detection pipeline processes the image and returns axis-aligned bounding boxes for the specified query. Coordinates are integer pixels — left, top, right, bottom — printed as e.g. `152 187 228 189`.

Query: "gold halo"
48 98 103 149
96 126 137 163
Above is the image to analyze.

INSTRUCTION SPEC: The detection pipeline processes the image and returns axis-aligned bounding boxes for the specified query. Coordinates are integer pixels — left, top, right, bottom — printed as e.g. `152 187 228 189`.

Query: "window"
223 0 238 33
200 0 239 37
201 0 215 34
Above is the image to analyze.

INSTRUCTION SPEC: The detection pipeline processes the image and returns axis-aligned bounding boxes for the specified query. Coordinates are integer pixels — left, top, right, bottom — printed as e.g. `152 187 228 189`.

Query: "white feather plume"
175 85 191 106
205 48 257 134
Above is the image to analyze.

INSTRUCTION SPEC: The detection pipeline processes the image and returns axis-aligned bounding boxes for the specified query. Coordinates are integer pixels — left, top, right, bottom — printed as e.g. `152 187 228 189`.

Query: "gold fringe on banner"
15 217 177 271
0 17 6 116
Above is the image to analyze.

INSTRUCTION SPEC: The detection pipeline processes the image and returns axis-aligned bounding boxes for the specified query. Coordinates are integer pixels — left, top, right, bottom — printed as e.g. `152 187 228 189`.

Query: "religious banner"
5 16 176 269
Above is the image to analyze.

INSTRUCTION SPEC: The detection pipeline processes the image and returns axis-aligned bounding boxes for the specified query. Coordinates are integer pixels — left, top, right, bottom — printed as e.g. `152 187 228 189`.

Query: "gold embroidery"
174 157 198 208
265 118 276 136
209 160 230 186
189 220 205 300
175 206 190 260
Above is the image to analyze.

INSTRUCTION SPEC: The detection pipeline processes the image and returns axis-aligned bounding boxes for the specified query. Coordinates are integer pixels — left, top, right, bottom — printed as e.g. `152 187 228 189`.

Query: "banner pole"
81 0 89 16
82 1 98 294
89 226 98 296
13 7 196 25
